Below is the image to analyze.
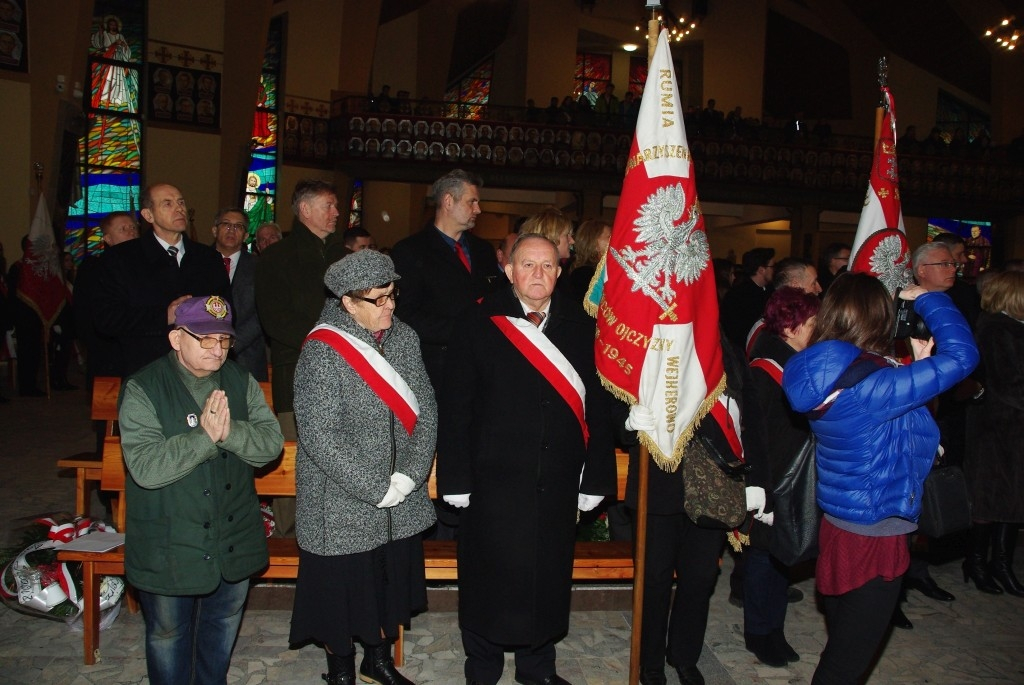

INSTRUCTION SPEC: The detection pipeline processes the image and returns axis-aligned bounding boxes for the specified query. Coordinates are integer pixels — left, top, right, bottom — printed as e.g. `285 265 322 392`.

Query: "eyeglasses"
348 288 398 307
217 222 246 232
179 328 235 349
922 261 957 269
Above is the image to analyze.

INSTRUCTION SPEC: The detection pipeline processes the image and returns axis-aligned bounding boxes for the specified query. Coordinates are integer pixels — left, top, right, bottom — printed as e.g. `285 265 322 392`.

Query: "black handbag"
768 435 821 565
917 465 972 538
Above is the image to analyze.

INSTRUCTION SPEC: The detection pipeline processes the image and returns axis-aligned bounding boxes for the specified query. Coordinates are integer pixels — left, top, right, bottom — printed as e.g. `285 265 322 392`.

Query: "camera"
892 290 931 340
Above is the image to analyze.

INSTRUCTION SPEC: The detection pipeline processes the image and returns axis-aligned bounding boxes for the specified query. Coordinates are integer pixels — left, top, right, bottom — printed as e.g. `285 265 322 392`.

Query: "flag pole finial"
33 162 43 187
877 57 889 88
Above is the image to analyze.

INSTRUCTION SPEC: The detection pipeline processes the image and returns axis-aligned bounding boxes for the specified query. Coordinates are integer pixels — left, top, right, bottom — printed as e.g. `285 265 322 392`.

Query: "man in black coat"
74 211 139 388
211 207 266 381
391 169 502 391
94 183 230 378
437 233 616 685
721 247 775 349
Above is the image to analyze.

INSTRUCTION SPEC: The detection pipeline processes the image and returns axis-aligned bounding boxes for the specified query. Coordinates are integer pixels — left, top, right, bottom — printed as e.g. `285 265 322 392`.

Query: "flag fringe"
582 251 607 318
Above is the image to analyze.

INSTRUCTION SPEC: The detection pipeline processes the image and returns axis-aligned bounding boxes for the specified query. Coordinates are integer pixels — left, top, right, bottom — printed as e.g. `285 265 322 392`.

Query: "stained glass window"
66 1 145 262
443 59 492 120
348 180 363 230
243 16 283 245
629 55 647 98
573 52 611 105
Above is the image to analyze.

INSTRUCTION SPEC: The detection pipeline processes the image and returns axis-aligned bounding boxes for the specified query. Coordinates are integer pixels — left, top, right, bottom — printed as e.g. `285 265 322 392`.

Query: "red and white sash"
305 324 420 435
490 315 589 445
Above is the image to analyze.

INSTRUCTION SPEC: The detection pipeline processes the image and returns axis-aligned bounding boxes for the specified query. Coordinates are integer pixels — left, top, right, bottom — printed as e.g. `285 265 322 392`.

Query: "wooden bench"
56 378 275 518
60 433 633 666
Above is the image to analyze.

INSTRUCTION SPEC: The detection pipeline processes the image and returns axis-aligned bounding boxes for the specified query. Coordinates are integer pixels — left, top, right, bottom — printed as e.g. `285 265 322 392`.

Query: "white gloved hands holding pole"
625 404 657 432
745 486 766 516
577 494 604 512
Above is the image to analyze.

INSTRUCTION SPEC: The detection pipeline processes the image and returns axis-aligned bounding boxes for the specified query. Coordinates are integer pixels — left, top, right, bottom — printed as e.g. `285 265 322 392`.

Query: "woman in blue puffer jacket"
781 273 978 685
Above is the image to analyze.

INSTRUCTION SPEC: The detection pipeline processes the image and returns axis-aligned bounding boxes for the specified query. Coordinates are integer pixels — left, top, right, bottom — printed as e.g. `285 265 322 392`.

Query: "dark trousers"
743 545 789 635
461 626 557 685
638 511 725 670
12 303 41 393
812 575 903 685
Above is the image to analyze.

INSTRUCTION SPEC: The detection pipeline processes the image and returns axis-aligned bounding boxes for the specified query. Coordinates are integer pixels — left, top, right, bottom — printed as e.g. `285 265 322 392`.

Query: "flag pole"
34 163 53 400
628 9 660 684
873 57 888 147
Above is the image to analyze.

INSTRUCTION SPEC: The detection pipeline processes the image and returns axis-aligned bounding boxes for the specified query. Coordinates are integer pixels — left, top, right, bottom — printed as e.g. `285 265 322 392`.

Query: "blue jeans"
137 578 250 685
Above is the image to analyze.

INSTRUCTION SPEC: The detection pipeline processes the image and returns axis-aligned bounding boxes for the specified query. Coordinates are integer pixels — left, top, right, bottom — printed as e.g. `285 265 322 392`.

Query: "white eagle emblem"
609 183 709 319
869 235 913 294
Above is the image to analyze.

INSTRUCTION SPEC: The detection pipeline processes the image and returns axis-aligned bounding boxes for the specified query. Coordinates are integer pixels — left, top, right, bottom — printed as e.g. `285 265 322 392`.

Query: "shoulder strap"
750 357 784 385
805 351 890 420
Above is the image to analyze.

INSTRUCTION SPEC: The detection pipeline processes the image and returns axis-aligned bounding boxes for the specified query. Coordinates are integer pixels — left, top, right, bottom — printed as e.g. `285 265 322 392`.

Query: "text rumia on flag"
849 70 912 295
586 29 725 472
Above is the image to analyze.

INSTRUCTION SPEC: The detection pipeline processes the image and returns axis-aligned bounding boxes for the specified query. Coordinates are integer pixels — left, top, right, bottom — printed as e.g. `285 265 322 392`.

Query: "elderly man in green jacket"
119 294 284 685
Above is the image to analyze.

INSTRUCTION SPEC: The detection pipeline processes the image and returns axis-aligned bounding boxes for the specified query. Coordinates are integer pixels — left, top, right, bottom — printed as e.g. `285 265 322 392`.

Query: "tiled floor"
2 368 1023 684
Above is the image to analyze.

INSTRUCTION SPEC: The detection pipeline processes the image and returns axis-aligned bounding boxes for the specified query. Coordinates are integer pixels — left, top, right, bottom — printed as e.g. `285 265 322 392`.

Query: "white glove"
745 486 766 516
391 472 415 497
578 494 604 512
625 404 657 432
376 483 406 508
443 493 471 508
755 510 775 526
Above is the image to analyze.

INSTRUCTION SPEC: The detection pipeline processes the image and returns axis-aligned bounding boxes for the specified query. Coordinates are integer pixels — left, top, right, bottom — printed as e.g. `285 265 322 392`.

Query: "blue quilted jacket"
781 292 978 525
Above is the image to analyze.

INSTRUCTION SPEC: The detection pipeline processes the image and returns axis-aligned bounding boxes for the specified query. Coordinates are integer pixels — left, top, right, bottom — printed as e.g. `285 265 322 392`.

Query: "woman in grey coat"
290 250 437 685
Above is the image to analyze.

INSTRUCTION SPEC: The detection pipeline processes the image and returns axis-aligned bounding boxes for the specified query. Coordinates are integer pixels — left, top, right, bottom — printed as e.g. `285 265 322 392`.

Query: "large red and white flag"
849 86 912 294
588 29 725 471
17 192 67 328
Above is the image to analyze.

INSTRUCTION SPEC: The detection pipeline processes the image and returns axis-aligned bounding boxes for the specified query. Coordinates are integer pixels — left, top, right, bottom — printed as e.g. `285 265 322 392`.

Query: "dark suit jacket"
94 232 230 377
390 226 501 387
73 254 120 378
436 286 615 644
229 250 267 381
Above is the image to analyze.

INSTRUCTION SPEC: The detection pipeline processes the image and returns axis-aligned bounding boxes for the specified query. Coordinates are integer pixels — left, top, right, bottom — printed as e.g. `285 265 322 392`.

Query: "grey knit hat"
324 249 401 297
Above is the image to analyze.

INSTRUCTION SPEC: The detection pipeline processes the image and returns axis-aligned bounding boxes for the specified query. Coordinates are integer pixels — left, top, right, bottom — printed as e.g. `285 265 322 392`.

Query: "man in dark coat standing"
94 183 230 378
437 233 616 685
391 169 501 391
211 207 266 381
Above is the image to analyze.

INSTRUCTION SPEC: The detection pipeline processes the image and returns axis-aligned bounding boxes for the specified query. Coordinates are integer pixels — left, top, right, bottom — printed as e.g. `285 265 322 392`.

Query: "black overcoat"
437 287 616 645
965 311 1024 521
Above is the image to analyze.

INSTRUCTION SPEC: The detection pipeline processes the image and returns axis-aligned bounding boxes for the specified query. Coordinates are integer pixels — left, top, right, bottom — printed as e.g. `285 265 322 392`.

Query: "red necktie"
223 256 231 277
527 311 546 327
454 241 471 272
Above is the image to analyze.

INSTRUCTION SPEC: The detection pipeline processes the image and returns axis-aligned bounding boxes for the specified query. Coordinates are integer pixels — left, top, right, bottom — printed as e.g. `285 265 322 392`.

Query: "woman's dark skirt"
289 534 427 654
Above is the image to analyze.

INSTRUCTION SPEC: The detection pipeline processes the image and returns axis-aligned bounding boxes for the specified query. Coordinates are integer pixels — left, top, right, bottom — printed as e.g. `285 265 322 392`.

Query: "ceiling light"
623 43 638 52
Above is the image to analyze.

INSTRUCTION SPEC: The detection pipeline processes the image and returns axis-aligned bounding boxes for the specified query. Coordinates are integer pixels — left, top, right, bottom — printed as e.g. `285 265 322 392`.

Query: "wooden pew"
60 434 634 666
56 378 274 517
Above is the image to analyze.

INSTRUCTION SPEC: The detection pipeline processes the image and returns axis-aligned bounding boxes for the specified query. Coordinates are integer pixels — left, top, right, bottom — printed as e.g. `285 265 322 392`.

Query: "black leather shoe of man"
639 667 667 685
513 674 571 685
786 586 804 603
744 632 788 668
906 575 956 601
675 665 705 685
890 604 913 630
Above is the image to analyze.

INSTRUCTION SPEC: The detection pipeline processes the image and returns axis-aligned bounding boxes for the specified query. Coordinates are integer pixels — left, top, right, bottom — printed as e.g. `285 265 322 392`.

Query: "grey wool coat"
292 299 437 556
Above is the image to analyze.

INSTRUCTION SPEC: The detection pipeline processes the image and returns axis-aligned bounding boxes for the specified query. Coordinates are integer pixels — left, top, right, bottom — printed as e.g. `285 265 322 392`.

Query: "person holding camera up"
781 273 977 685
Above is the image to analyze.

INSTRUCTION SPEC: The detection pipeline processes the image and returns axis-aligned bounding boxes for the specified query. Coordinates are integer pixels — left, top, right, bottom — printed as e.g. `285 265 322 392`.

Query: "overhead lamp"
623 43 638 52
984 16 1020 51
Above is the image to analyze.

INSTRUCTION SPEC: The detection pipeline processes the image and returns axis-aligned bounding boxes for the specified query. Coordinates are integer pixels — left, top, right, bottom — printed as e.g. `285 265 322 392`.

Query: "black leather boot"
963 523 1003 594
323 650 356 685
989 523 1024 597
359 641 414 685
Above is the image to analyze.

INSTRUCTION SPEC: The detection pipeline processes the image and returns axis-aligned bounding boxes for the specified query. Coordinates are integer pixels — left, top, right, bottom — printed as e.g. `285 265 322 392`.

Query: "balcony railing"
284 96 1024 209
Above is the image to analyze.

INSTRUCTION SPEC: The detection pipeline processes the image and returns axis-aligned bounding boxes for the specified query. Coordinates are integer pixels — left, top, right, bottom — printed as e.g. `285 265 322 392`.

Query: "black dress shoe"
675 665 705 685
770 630 799 662
639 667 667 685
786 586 804 603
744 632 788 667
513 674 571 685
906 575 956 601
890 605 913 630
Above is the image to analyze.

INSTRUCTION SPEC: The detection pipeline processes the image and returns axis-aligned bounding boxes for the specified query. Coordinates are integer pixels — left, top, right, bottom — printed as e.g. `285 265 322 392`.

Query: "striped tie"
526 311 545 327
